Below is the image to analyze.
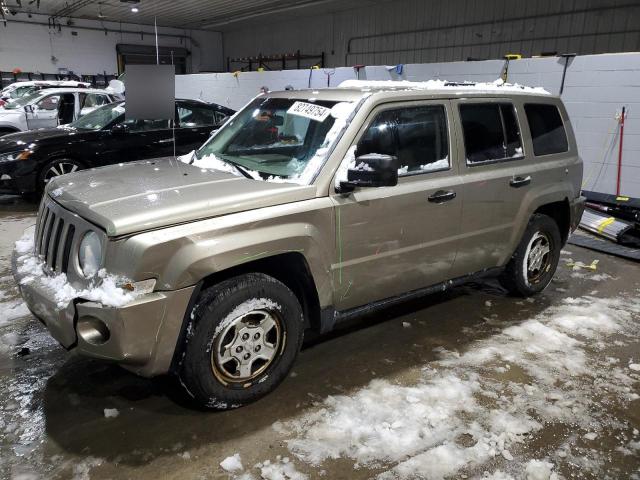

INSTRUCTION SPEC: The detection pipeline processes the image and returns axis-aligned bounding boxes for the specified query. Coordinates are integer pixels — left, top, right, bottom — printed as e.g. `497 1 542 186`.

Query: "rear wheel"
38 158 83 191
499 214 561 296
177 273 304 409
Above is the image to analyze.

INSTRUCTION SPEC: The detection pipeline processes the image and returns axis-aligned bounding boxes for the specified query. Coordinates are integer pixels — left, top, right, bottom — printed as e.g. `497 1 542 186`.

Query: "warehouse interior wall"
176 52 640 197
0 13 224 76
222 0 640 68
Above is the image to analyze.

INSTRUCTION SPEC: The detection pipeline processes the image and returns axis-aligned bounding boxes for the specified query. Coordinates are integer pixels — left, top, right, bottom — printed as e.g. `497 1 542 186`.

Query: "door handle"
509 175 531 188
428 190 456 204
158 138 174 144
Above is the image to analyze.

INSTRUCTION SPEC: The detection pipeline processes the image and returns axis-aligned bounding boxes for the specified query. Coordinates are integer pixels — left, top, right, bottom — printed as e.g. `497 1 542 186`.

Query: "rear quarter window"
524 103 569 156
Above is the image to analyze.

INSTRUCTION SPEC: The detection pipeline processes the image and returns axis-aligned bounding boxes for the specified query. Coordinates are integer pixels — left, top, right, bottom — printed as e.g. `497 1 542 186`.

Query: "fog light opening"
77 316 110 345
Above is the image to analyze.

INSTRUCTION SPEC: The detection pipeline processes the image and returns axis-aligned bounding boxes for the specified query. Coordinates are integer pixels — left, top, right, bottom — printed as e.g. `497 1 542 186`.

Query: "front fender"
106 199 335 308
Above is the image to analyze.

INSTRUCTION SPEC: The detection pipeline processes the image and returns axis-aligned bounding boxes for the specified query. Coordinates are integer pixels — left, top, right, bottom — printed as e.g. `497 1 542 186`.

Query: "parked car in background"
0 88 117 135
0 99 235 195
0 80 91 107
12 82 584 409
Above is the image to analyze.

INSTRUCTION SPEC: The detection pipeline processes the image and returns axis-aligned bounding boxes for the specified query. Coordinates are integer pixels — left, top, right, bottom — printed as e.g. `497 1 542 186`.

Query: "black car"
0 99 234 195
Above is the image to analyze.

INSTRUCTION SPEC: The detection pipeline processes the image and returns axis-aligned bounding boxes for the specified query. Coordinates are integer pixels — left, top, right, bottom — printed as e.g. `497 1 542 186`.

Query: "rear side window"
460 103 523 163
524 104 568 156
357 105 449 175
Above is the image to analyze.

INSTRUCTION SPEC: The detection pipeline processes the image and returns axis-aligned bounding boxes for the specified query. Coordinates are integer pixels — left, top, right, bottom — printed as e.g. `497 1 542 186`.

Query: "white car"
0 80 91 104
0 88 116 135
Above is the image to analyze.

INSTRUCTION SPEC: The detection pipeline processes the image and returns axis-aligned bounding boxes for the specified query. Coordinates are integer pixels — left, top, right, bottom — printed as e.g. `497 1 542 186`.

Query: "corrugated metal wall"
222 0 640 69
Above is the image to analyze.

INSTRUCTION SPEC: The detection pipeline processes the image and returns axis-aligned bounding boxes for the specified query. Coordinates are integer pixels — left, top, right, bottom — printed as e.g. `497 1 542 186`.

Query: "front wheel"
499 214 562 297
177 273 304 409
38 158 84 191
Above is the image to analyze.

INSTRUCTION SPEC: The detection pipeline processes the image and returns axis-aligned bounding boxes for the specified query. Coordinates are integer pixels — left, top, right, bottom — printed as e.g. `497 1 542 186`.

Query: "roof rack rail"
443 81 477 87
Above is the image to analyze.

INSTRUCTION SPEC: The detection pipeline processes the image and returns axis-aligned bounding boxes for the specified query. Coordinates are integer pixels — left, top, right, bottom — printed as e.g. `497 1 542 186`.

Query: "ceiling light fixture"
131 6 138 12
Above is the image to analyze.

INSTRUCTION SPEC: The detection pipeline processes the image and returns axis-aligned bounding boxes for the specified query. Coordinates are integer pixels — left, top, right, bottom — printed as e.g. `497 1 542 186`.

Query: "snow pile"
0 299 30 326
339 78 550 95
223 455 308 480
220 453 244 472
273 294 640 479
13 228 141 309
103 408 119 419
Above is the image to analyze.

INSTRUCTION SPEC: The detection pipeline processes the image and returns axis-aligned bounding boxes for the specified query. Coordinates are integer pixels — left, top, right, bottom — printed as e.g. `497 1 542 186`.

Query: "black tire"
178 273 304 410
0 129 19 137
37 158 84 192
499 214 562 297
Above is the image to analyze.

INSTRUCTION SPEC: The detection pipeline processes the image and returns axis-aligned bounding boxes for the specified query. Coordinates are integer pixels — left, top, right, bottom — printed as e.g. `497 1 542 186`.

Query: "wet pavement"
0 194 639 480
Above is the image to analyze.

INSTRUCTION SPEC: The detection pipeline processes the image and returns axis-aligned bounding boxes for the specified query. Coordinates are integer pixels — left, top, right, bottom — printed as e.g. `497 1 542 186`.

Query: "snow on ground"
259 294 640 480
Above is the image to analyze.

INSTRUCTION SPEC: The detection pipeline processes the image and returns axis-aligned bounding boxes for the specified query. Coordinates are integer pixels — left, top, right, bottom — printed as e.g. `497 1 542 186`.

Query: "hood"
0 127 77 150
47 158 316 237
0 108 24 117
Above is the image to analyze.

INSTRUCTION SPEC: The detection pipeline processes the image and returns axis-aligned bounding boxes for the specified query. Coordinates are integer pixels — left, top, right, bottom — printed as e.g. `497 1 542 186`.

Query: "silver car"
0 88 116 135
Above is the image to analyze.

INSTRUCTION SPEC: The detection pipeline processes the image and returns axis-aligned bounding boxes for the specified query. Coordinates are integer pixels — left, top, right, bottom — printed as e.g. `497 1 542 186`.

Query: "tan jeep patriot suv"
12 80 585 409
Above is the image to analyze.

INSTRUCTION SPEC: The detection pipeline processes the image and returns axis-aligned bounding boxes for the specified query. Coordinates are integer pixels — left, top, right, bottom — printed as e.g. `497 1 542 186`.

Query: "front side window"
460 103 523 163
36 94 60 111
524 104 568 156
356 105 449 175
194 97 354 181
122 118 170 132
177 104 216 127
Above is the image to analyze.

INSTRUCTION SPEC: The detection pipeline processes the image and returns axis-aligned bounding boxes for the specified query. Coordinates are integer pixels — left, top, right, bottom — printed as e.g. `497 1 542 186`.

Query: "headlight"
78 231 103 278
0 150 32 163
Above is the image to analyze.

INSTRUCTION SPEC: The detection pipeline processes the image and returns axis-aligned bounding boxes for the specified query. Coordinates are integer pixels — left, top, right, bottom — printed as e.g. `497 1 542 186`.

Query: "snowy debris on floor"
103 408 119 419
0 299 30 326
13 228 141 309
221 453 244 473
271 294 640 479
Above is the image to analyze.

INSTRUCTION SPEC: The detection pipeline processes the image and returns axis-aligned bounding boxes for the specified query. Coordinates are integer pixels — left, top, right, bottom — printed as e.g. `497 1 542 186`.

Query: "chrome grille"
35 199 78 275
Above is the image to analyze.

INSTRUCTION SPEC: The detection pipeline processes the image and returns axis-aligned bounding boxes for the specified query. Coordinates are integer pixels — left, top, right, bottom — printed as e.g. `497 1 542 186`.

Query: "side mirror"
110 123 129 135
24 105 34 114
339 153 399 192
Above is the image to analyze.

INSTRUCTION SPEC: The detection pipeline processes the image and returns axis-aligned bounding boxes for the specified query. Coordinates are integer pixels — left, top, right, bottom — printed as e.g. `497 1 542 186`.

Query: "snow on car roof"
338 79 550 96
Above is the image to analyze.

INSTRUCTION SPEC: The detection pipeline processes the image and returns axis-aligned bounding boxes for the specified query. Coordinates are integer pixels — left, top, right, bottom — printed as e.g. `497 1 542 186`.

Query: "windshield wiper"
224 159 254 179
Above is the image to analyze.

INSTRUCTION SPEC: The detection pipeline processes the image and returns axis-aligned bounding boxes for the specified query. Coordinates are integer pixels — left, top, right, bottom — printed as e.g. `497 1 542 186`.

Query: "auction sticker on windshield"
287 101 331 122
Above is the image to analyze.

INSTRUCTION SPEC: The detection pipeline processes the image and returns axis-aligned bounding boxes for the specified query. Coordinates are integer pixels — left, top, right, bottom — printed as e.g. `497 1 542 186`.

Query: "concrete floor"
0 195 639 480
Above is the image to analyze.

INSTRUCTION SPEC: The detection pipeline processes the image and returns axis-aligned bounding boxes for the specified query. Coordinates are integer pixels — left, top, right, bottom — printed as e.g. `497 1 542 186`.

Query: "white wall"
0 13 223 75
223 0 640 68
176 52 640 197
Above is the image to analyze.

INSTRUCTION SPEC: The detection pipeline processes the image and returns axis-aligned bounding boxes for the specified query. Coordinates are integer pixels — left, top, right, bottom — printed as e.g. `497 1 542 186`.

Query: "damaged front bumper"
11 250 195 377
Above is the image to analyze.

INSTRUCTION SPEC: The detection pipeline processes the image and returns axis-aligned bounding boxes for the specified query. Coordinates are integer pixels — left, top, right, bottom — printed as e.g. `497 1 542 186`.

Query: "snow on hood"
338 78 550 95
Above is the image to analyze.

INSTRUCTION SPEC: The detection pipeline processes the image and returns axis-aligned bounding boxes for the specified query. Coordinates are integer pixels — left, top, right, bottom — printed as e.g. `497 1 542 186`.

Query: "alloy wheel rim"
211 309 282 384
44 162 79 183
526 231 551 282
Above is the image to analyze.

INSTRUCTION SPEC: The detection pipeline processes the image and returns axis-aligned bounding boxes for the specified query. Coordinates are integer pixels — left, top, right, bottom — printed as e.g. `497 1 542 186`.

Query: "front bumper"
12 250 195 377
0 159 37 194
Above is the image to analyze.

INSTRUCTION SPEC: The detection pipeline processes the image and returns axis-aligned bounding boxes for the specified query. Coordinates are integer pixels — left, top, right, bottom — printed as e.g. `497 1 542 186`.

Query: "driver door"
26 93 63 129
330 100 463 311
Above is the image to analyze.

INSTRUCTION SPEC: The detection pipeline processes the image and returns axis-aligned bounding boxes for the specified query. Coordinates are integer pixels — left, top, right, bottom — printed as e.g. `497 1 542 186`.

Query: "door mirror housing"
110 123 129 135
24 105 34 114
339 153 399 192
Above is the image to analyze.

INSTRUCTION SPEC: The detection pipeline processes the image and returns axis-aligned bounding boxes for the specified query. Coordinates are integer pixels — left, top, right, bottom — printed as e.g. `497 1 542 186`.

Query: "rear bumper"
570 195 586 232
12 250 195 377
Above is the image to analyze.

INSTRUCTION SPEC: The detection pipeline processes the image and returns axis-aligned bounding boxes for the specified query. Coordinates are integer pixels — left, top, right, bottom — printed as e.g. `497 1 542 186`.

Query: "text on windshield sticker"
287 101 331 122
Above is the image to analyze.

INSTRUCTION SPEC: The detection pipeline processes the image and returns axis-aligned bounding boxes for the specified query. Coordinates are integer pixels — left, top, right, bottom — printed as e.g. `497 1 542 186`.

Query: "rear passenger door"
449 99 532 277
331 100 462 310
